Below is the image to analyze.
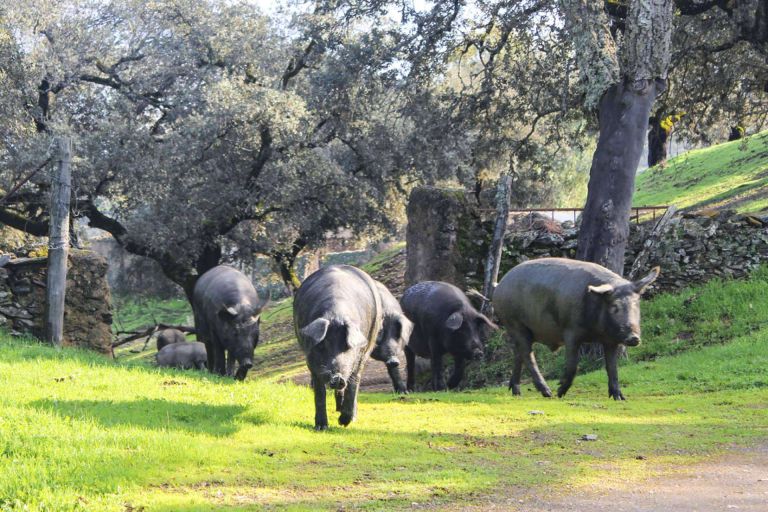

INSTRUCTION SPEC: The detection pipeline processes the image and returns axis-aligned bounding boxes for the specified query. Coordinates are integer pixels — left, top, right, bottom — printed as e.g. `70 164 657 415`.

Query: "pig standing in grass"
156 341 208 370
294 265 383 430
192 265 264 381
492 257 660 400
156 328 186 351
369 281 413 394
401 281 496 392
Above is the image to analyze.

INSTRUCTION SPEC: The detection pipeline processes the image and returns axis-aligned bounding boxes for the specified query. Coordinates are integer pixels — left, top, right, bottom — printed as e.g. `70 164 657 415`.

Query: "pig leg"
429 341 447 391
557 336 581 398
603 344 625 400
212 342 227 376
204 340 215 373
387 361 407 394
311 372 329 430
338 373 361 426
515 332 552 397
405 345 416 392
507 329 526 395
447 355 465 390
226 353 236 377
334 389 344 412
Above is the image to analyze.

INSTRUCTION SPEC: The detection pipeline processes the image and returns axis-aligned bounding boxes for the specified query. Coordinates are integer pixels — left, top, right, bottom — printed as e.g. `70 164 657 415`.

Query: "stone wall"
0 250 113 354
405 187 482 288
406 186 768 294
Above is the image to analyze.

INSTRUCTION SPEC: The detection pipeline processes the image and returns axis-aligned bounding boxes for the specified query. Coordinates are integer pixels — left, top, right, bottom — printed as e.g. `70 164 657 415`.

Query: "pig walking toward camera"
294 265 383 430
492 257 659 400
401 281 496 392
369 281 413 394
192 265 264 381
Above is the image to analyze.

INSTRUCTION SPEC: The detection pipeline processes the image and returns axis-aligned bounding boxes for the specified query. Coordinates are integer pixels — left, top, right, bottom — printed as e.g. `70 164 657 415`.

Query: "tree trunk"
576 79 664 275
45 137 72 347
273 252 301 294
647 115 671 167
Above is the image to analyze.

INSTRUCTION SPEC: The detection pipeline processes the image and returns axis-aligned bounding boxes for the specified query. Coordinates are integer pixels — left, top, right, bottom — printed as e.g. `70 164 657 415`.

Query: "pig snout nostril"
625 335 641 346
385 356 400 368
472 350 484 361
328 374 347 390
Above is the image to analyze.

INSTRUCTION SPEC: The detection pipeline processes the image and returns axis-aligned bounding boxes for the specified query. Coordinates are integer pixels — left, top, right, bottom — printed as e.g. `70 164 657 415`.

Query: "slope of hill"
634 131 768 212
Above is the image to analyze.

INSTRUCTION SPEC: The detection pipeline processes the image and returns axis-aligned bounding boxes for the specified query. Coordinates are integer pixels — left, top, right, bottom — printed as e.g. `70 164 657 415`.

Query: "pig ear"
301 318 330 346
219 306 238 320
345 325 368 348
476 314 498 332
633 266 660 294
587 283 614 296
400 317 414 341
445 312 463 330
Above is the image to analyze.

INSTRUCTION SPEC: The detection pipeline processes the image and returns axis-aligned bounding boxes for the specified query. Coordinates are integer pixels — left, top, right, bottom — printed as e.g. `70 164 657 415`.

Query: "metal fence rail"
477 206 670 225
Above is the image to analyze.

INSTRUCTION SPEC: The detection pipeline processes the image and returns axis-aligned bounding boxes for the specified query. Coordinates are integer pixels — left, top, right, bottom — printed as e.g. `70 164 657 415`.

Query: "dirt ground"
449 444 768 512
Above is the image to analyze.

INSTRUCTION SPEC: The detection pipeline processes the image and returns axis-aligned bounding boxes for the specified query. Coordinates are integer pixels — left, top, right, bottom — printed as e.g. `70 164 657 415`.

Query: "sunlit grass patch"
634 131 768 212
0 324 766 510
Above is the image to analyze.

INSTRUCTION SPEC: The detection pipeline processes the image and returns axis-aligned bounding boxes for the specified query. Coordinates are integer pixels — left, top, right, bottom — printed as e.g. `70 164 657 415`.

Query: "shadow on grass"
31 398 256 436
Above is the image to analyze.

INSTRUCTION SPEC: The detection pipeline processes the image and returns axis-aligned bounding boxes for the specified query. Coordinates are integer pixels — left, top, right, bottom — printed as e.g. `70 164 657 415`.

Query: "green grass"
0 326 766 511
3 262 768 510
113 296 193 333
634 131 768 213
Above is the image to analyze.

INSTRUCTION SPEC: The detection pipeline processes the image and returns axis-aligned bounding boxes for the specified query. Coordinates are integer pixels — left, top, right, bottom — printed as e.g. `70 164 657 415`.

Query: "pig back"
294 265 383 352
401 281 468 326
193 266 260 313
493 258 625 339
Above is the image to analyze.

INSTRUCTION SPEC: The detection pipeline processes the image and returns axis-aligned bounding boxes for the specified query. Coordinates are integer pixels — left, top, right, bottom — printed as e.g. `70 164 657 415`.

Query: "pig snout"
623 334 641 346
385 356 400 368
471 348 484 361
328 373 347 390
234 358 253 381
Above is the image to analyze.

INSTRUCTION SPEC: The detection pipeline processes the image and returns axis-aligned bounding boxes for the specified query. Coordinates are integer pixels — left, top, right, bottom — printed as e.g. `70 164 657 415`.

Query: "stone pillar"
405 187 476 288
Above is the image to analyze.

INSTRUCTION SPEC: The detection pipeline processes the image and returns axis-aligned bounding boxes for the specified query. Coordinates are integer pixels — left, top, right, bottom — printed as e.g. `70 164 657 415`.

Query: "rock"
528 410 545 415
581 434 598 441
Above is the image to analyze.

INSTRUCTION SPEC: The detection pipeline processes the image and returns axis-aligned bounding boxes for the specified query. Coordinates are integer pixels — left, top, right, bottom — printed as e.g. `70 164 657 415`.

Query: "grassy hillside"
634 131 768 212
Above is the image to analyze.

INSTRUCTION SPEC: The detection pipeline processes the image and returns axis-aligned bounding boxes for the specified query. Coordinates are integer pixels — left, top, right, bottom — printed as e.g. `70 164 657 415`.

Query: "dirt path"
290 355 405 392
451 444 768 511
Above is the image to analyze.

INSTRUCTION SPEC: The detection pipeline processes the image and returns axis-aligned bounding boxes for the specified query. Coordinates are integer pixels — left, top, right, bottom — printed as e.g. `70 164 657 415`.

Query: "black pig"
492 257 659 400
369 281 413 394
401 281 496 391
294 265 383 430
192 265 263 380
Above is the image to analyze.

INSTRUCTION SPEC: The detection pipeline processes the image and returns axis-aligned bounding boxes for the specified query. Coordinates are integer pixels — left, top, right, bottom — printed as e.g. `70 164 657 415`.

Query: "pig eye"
610 304 620 315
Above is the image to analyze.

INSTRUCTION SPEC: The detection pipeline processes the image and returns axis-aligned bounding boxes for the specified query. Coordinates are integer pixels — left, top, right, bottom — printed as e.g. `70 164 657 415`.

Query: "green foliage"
634 130 768 212
112 297 193 334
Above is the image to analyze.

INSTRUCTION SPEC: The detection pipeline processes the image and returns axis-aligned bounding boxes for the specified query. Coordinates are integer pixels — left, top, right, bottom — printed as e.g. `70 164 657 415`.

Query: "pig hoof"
338 413 354 426
510 385 521 395
556 387 568 398
610 392 626 401
314 424 328 431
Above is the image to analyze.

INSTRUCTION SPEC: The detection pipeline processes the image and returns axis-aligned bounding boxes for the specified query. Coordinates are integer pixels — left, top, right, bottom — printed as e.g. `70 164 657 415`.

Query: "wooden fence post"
480 174 512 315
45 137 72 347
